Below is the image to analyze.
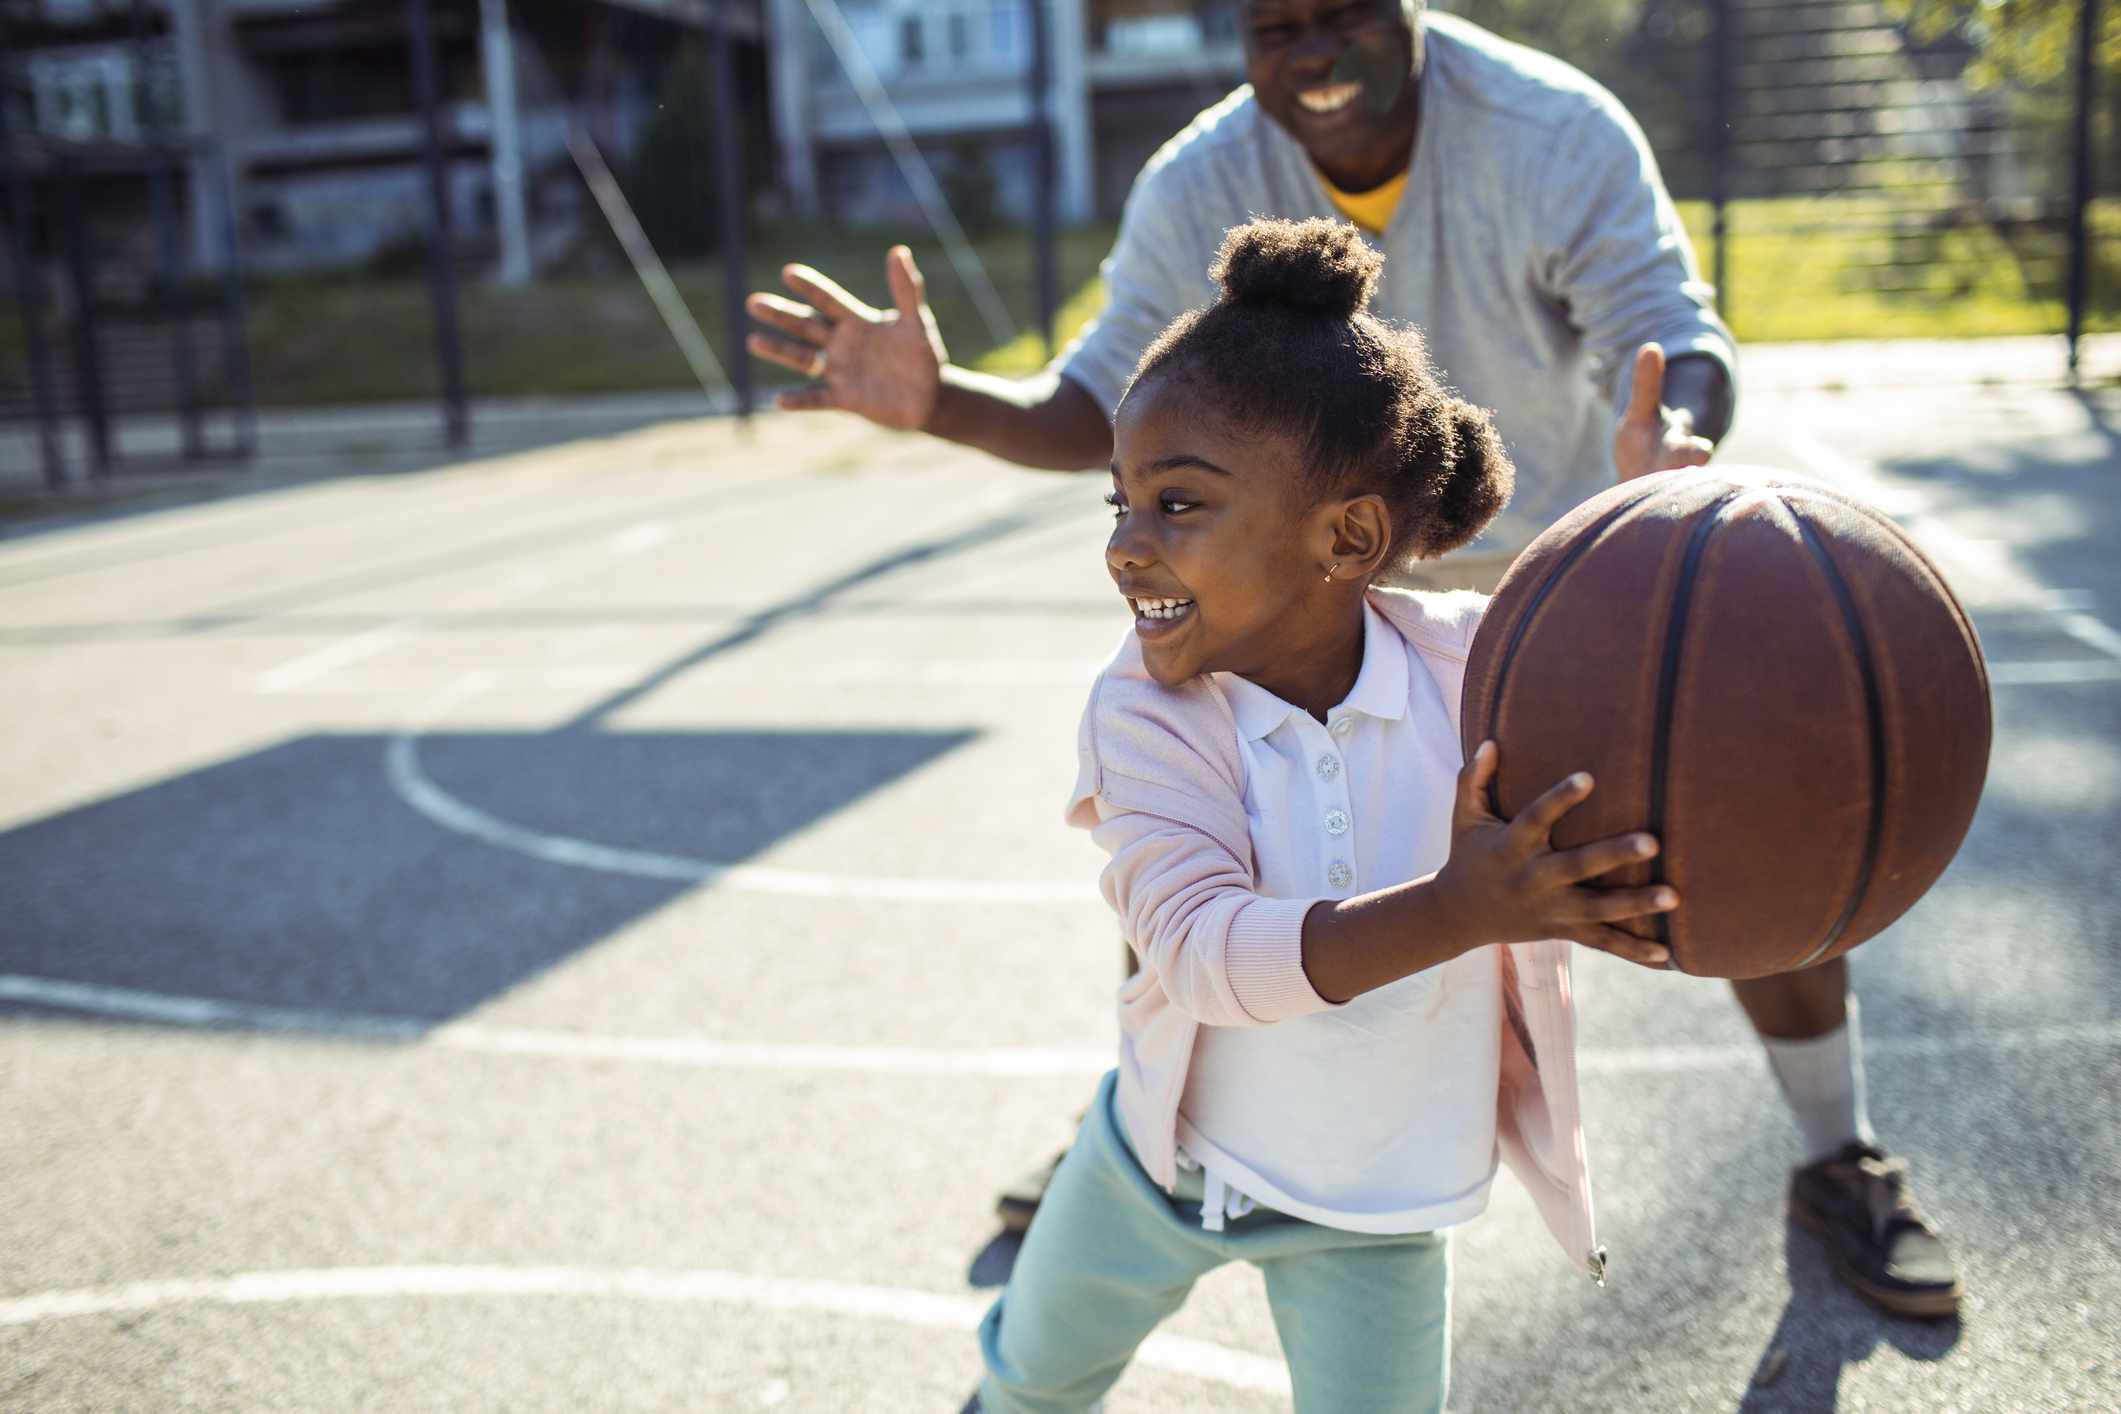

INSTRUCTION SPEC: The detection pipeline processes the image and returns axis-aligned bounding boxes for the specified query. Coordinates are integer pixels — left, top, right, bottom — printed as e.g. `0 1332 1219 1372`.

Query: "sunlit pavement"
2 356 2116 1411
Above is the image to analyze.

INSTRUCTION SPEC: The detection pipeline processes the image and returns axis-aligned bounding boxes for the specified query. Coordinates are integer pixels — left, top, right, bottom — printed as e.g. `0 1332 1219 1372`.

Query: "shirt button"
1331 718 1354 737
1327 860 1355 890
1316 754 1340 781
1324 809 1350 837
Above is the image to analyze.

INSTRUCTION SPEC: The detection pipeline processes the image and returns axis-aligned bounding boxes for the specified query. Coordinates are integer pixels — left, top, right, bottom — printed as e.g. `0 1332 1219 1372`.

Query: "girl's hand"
745 246 947 431
1436 741 1677 968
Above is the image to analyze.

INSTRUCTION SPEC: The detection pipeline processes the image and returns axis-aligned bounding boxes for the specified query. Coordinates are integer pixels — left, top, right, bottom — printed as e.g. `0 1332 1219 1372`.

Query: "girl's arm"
1301 742 1679 1004
1090 805 1335 1029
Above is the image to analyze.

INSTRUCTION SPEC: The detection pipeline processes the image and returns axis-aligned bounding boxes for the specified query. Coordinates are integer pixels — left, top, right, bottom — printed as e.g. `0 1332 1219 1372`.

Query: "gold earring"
1323 563 1339 583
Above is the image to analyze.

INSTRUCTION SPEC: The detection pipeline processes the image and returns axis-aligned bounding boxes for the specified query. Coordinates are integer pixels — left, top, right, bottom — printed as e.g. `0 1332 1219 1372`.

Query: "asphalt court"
2 375 2118 1412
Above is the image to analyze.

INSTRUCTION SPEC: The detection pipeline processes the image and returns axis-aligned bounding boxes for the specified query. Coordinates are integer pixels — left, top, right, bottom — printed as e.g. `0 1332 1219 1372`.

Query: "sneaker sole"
1789 1196 1962 1319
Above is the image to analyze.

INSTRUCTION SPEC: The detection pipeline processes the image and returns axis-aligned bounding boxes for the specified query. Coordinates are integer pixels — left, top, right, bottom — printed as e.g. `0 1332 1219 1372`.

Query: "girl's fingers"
1507 770 1595 851
1569 924 1672 970
1454 741 1503 824
1539 832 1659 886
781 264 868 323
1565 884 1680 924
747 292 833 346
748 332 826 376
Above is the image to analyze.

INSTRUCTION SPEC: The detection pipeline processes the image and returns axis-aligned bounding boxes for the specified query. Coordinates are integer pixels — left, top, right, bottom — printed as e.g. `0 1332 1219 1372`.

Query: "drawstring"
1198 1170 1255 1233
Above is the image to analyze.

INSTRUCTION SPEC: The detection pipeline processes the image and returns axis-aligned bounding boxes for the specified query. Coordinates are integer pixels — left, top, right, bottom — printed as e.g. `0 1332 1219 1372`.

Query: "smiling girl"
969 218 1679 1413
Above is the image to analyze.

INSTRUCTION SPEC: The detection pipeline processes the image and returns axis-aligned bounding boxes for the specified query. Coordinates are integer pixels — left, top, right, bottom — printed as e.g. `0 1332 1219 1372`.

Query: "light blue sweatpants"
977 1071 1451 1413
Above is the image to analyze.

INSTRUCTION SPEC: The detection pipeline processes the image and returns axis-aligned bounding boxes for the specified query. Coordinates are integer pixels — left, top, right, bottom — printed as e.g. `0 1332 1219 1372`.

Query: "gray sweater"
1056 14 1738 554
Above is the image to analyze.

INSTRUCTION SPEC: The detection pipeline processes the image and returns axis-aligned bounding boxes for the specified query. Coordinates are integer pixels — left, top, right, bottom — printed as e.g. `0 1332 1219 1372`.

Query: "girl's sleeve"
1064 666 1338 1028
1086 802 1335 1028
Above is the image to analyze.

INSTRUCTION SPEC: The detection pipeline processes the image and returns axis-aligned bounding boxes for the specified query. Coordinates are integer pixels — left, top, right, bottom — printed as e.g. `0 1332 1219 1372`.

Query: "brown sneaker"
1789 1141 1962 1318
994 1148 1068 1234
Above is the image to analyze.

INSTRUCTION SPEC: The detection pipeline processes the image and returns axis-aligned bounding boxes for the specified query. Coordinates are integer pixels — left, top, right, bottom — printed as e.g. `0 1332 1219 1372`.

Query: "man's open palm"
745 246 947 431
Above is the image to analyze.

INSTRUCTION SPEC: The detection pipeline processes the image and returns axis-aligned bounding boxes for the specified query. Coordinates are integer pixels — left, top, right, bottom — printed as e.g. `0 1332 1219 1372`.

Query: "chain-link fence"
1446 0 2114 351
2 0 2111 488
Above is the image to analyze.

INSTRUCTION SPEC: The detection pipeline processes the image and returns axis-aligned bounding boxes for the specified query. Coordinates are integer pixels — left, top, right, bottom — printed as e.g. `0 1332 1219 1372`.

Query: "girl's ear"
1324 494 1393 580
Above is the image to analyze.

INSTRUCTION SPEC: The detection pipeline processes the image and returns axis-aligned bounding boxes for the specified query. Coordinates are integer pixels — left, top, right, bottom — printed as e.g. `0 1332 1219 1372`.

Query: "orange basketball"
1460 468 1992 978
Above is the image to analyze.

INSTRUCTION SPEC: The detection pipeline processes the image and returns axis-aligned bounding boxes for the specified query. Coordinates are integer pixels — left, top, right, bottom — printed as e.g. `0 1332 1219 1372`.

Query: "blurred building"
0 0 765 279
763 0 1247 227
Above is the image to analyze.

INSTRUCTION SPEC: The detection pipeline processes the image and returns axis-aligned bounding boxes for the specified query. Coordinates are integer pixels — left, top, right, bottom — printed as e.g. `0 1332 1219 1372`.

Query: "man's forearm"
1661 352 1736 446
925 367 1114 471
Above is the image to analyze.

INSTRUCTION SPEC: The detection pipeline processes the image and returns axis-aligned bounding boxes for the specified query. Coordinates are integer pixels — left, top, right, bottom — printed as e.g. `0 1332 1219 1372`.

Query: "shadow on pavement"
0 727 975 1023
1737 1221 1960 1412
968 1229 1024 1289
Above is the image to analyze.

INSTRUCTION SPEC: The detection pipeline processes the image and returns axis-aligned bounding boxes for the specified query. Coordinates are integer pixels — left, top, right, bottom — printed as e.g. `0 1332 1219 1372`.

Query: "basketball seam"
1478 493 1658 813
1647 492 1745 967
1785 502 1889 971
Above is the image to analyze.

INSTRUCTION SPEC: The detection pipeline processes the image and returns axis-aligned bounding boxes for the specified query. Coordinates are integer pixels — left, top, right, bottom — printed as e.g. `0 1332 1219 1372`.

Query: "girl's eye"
1159 496 1198 515
1103 492 1127 519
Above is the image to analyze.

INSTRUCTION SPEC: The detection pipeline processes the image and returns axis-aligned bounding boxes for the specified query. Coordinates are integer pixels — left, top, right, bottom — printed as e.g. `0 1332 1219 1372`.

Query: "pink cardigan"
1065 587 1606 1282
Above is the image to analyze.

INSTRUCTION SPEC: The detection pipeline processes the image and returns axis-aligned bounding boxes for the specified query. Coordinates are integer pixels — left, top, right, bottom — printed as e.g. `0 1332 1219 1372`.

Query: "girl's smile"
1107 373 1379 719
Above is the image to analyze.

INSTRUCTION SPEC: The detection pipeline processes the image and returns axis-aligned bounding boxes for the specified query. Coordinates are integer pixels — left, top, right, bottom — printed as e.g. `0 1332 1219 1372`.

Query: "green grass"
10 200 2115 407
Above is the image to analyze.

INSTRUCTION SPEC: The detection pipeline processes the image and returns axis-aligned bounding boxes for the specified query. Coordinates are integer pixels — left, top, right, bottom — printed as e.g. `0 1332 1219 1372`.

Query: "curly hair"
1125 217 1512 565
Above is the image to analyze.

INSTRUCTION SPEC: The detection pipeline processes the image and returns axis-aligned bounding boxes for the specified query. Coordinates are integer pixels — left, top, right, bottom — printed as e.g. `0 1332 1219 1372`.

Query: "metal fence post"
0 67 67 489
1709 0 1734 329
2066 0 2102 377
408 0 469 447
1028 0 1058 357
711 9 753 417
59 160 112 479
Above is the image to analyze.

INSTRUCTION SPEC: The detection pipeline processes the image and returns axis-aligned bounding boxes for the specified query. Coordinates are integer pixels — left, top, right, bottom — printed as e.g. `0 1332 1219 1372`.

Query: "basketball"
1459 468 1992 978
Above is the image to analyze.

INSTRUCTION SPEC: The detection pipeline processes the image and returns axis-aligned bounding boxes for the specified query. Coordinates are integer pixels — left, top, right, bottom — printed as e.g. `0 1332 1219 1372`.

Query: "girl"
971 218 1679 1413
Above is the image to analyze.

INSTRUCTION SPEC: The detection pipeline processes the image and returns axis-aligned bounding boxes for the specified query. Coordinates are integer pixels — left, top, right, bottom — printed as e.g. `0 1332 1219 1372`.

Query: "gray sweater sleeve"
1530 92 1738 416
1053 160 1208 423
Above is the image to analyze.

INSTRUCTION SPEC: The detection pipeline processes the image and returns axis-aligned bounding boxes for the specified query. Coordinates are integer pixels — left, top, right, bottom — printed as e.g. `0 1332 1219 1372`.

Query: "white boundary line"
384 673 1099 903
6 974 2116 1079
0 1264 1292 1393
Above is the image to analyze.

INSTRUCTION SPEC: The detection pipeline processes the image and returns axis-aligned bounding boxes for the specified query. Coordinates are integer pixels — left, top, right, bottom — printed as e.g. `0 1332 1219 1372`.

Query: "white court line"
385 673 1099 903
0 1264 1292 1393
6 974 2117 1080
257 621 417 694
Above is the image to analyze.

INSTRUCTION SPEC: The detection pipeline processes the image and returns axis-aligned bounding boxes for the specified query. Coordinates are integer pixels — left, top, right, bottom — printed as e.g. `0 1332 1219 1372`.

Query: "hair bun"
1210 217 1381 318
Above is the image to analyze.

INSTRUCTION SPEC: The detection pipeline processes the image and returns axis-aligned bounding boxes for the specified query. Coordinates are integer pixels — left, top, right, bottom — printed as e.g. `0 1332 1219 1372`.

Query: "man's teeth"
1299 82 1361 114
1133 597 1195 621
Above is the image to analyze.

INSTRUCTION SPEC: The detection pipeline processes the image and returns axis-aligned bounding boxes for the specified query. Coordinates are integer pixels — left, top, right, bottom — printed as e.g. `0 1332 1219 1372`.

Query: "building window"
900 14 924 68
948 12 970 61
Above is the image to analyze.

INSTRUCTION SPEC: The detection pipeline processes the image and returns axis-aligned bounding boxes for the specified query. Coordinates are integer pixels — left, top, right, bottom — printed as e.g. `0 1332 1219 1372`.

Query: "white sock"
1760 993 1877 1162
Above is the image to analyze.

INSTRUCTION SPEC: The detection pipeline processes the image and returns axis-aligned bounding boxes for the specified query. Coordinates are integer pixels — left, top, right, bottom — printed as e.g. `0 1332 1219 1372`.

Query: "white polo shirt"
1176 602 1503 1234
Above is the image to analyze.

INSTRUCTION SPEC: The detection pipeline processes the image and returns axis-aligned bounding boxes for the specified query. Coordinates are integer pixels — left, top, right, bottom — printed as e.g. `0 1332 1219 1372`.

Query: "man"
746 0 1958 1319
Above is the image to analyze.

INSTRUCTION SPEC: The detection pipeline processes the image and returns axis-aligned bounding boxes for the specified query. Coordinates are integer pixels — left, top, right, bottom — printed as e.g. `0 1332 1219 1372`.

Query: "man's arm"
928 366 1113 470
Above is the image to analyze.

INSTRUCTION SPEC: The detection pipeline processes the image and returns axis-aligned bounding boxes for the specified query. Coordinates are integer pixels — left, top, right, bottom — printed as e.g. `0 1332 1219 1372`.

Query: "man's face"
1240 0 1422 191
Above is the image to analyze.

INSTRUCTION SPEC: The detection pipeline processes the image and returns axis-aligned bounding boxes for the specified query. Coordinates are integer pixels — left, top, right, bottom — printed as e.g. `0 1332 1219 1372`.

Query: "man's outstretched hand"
745 245 947 431
1614 342 1716 482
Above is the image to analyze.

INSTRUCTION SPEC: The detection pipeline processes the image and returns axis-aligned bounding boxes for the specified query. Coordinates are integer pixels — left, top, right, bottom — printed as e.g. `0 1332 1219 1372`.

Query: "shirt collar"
1221 601 1410 743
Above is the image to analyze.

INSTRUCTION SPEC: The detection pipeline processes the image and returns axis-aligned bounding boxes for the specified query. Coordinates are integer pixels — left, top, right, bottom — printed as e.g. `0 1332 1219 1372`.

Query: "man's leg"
1733 961 1961 1318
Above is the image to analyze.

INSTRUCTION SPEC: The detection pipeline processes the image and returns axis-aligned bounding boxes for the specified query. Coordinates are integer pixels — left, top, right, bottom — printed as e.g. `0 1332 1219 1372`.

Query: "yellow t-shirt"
1319 169 1408 235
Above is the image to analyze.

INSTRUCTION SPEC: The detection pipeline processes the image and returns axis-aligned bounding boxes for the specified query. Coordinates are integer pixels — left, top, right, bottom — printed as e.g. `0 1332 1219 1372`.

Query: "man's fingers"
747 292 832 347
1540 832 1659 887
1568 924 1672 970
887 245 927 321
748 332 827 377
773 382 841 413
781 263 868 323
1667 436 1714 467
1622 342 1665 429
1507 769 1595 850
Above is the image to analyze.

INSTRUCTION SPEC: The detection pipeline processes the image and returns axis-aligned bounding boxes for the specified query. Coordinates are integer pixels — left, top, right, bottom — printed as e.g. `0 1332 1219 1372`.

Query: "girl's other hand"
1437 741 1677 968
745 246 947 431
